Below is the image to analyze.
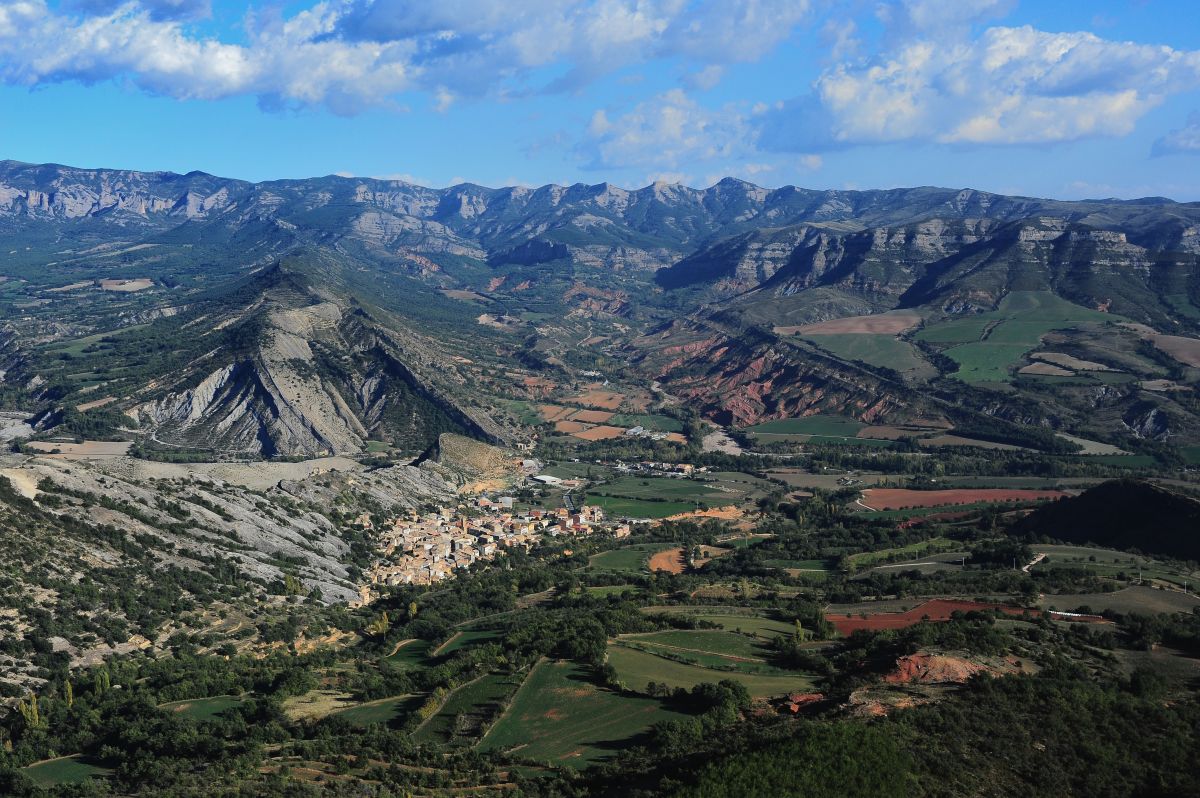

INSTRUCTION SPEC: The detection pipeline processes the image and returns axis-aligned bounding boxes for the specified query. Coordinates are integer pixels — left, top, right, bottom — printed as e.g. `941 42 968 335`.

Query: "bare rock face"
631 317 915 427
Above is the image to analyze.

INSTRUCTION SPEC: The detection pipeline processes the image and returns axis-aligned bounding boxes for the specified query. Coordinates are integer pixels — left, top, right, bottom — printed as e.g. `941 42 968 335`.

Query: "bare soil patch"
565 390 625 411
859 488 1066 511
826 599 1037 635
100 278 152 292
554 420 590 434
1151 335 1200 368
539 405 574 422
648 547 687 574
1019 362 1074 376
569 409 614 424
573 425 627 441
778 312 921 336
76 396 116 412
27 440 132 458
1031 352 1115 371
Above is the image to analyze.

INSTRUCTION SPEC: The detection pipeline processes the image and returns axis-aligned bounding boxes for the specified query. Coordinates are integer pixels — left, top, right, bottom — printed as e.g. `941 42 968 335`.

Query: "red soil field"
569 409 614 423
859 488 1065 510
648 547 687 574
826 599 1037 635
554 420 590 434
573 425 627 441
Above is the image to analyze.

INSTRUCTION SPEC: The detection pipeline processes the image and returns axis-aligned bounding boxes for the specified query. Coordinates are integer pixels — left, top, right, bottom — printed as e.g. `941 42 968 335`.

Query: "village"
357 492 631 601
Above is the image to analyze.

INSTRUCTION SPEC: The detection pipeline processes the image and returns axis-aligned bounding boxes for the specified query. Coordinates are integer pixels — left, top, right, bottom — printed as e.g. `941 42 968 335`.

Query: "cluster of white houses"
359 498 629 596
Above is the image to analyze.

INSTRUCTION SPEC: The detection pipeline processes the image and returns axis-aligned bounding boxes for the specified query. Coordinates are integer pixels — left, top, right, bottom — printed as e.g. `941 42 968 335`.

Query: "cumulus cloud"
0 0 420 112
1152 112 1200 156
580 89 754 174
761 18 1200 151
0 0 811 111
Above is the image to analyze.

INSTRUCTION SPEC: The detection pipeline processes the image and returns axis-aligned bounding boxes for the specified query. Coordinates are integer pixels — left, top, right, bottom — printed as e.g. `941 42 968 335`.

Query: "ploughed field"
858 488 1067 510
824 599 1039 635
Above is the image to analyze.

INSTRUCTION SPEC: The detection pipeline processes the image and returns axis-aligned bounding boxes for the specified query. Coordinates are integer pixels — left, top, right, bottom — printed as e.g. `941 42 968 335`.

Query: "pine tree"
65 680 74 708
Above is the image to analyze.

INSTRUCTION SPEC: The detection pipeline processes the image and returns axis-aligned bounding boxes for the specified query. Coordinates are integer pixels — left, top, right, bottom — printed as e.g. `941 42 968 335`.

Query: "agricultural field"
825 599 1037 635
844 537 959 570
21 755 112 787
644 610 797 639
745 415 865 437
587 543 674 573
385 639 434 669
412 672 521 747
784 311 923 335
332 695 423 728
608 413 683 432
479 660 690 765
158 695 244 721
585 476 729 518
606 644 813 697
916 291 1117 383
433 628 502 657
857 487 1067 511
801 333 933 377
1038 587 1200 616
585 496 697 518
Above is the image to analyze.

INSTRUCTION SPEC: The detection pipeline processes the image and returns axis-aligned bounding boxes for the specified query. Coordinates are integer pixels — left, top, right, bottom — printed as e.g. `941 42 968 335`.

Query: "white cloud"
581 89 754 172
0 0 811 111
682 64 724 91
1153 112 1200 156
762 20 1200 151
0 0 420 112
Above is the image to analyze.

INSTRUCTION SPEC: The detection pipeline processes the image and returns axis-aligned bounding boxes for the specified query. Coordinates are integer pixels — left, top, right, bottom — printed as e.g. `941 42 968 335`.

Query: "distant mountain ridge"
3 158 1200 455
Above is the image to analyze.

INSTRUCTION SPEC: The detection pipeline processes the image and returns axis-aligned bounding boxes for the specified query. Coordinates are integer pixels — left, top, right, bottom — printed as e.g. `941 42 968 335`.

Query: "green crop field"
745 415 865 437
412 672 521 747
914 317 993 344
620 629 774 661
846 537 958 570
593 476 725 501
644 610 797 638
479 660 690 765
433 628 501 656
585 495 697 518
158 695 243 721
608 413 684 432
333 694 423 727
22 756 112 787
384 639 434 669
919 292 1117 383
588 544 673 572
606 645 813 697
802 333 929 374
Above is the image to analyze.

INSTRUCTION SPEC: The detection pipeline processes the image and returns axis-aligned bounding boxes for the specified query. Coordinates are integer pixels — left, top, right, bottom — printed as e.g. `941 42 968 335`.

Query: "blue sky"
1 0 1199 198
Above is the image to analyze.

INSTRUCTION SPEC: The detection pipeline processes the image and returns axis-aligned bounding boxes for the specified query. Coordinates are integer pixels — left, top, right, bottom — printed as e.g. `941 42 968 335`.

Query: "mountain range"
1 159 1199 457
